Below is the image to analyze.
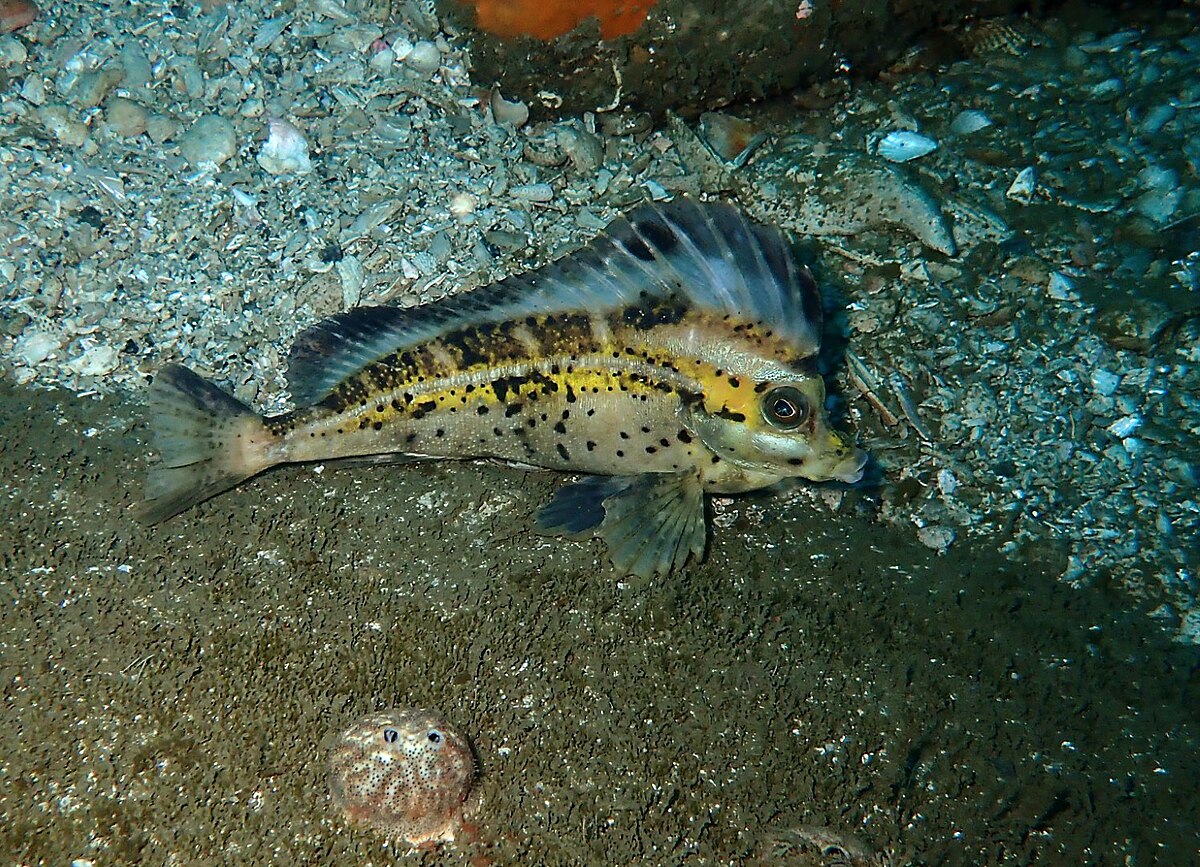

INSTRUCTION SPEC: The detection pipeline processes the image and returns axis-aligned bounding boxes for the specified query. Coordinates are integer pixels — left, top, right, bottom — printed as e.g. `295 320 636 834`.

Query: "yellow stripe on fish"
137 198 868 578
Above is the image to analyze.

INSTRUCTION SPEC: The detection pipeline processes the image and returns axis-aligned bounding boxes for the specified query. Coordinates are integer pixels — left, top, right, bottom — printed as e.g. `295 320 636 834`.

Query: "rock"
0 33 26 64
917 525 956 552
37 104 89 147
439 0 1032 117
697 112 767 166
180 115 237 169
256 118 313 175
405 40 441 73
0 0 36 33
105 97 148 138
145 113 179 144
70 66 124 108
13 331 61 366
67 344 119 377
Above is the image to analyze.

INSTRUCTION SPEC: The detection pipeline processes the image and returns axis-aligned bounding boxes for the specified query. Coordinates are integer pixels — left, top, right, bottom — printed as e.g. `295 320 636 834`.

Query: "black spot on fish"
646 446 657 454
659 438 670 447
565 384 577 404
677 429 693 443
406 432 418 444
556 443 570 461
715 407 747 423
620 431 630 440
391 398 402 411
553 421 567 434
411 400 437 420
616 449 625 457
619 300 688 332
728 376 741 389
634 216 678 253
586 441 596 451
492 375 528 403
504 403 524 418
435 428 445 437
477 405 489 415
443 328 492 369
493 427 503 437
619 233 654 261
373 421 383 431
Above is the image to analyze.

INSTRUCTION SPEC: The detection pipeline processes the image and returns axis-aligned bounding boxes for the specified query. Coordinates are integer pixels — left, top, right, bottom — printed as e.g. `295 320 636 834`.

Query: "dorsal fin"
287 197 822 406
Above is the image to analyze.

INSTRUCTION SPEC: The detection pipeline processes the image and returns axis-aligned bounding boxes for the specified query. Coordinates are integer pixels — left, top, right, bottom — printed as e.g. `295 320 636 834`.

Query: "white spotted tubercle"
326 707 477 846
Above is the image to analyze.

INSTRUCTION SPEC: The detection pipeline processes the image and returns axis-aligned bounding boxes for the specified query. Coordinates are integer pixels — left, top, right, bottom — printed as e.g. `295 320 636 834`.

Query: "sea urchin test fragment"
137 198 866 578
327 708 477 845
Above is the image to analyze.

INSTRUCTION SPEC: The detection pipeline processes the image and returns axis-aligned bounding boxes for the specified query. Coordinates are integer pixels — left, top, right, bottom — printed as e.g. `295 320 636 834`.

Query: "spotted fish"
137 198 867 577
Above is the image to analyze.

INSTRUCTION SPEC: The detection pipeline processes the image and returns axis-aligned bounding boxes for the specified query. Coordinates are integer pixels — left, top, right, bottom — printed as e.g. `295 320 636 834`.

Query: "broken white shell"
877 130 937 163
257 118 313 175
1006 166 1037 204
490 89 529 127
949 109 993 136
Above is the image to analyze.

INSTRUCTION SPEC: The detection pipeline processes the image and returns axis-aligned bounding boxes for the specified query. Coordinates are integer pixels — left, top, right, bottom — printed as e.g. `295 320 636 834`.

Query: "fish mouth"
830 448 869 484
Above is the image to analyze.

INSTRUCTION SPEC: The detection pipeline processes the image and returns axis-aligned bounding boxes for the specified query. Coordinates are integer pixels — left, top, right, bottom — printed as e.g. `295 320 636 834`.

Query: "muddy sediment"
0 381 1195 864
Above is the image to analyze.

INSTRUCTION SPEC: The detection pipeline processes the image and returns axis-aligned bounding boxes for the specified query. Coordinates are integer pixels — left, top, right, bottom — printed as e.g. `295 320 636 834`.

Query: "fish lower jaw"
807 448 869 484
701 465 787 494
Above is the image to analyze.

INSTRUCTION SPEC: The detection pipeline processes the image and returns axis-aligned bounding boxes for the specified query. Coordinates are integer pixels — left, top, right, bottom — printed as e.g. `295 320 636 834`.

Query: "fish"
137 198 867 577
325 707 477 846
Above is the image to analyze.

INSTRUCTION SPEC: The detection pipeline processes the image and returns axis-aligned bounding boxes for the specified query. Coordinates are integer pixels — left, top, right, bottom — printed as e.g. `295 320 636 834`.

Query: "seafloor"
1 0 1198 864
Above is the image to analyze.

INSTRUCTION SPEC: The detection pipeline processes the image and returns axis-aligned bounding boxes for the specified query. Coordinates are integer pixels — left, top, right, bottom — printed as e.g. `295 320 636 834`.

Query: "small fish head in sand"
326 708 477 847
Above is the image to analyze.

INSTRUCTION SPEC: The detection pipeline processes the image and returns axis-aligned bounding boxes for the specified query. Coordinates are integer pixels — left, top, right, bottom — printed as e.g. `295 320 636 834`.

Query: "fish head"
686 366 867 487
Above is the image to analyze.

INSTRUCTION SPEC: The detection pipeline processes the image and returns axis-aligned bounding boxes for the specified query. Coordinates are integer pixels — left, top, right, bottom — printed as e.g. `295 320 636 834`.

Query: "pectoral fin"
536 472 708 579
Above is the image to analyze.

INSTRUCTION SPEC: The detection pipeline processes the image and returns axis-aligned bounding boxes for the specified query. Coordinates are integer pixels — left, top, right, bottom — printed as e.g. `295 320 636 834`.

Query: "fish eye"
762 387 810 429
426 729 443 746
383 728 399 744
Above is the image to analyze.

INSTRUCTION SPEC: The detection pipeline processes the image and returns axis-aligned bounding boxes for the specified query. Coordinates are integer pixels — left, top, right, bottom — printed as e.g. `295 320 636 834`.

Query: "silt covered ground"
0 381 1196 864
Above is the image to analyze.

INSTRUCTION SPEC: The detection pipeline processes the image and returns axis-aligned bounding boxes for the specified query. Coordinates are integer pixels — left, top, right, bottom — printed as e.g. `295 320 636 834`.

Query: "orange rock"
0 0 36 32
461 0 658 40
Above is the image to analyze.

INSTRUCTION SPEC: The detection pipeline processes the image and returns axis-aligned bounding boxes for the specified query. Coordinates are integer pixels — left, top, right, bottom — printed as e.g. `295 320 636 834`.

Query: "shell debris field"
326 707 478 846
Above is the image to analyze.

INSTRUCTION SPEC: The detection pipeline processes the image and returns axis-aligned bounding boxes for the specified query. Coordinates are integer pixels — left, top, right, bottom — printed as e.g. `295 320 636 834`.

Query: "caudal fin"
135 364 276 523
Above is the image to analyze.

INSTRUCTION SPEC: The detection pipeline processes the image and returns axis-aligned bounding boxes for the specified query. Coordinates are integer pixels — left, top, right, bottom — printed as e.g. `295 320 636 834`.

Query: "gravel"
0 1 1196 638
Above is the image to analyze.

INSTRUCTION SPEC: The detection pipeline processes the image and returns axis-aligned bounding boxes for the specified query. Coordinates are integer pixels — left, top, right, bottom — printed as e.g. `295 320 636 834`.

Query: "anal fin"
536 472 708 579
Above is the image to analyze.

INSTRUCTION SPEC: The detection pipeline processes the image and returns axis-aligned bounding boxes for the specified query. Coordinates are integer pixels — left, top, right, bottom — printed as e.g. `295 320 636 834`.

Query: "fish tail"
134 364 278 523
